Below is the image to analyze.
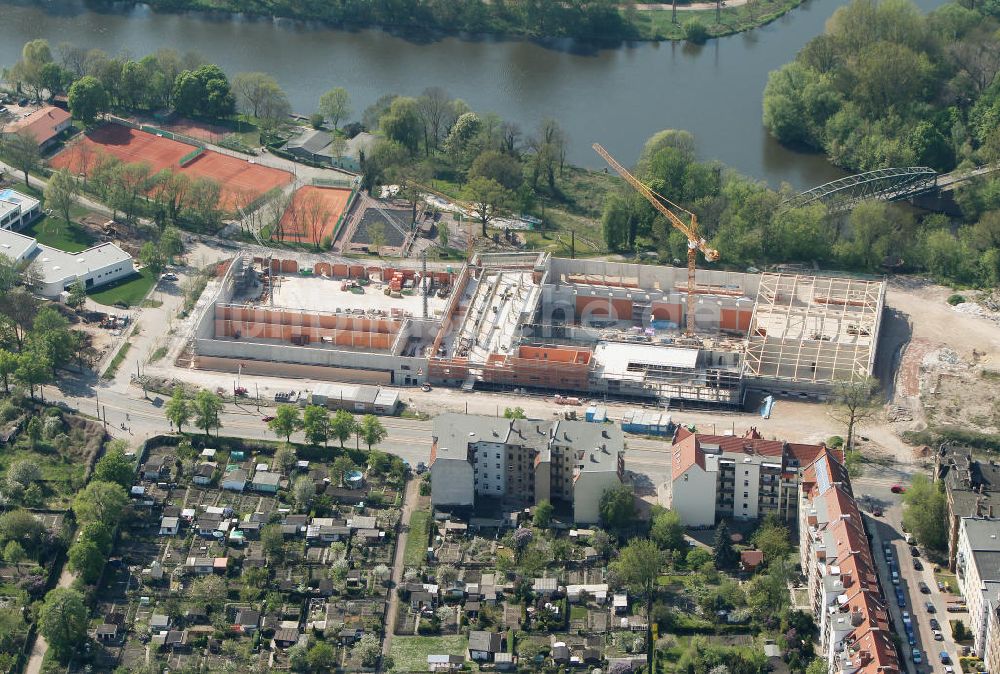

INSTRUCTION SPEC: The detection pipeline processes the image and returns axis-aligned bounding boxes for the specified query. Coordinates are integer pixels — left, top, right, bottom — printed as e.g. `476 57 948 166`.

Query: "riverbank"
121 0 804 43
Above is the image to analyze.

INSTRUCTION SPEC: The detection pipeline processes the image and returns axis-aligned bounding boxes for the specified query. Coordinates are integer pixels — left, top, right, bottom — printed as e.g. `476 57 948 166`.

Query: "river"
0 0 942 189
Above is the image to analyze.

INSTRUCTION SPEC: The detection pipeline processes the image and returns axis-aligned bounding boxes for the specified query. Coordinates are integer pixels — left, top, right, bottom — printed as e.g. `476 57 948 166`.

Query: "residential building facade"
936 447 1000 570
798 448 899 674
669 427 831 526
429 414 625 524
956 517 1000 659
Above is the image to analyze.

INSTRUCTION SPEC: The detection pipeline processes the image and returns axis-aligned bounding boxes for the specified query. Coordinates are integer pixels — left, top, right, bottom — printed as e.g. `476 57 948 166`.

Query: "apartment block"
799 449 899 674
956 518 1000 659
668 427 830 527
429 413 624 524
936 447 1000 571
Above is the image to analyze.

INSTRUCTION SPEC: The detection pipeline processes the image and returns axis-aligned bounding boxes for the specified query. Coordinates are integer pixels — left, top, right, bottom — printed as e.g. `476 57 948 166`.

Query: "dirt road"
382 479 422 662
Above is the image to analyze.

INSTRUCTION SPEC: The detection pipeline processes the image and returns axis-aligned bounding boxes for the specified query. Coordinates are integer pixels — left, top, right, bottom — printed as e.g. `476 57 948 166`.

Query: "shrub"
309 113 325 129
948 294 966 305
685 19 709 44
827 436 844 448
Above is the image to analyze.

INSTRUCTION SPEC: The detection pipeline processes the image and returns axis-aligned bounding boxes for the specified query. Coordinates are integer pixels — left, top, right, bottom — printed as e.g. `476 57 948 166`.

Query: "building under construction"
187 252 885 409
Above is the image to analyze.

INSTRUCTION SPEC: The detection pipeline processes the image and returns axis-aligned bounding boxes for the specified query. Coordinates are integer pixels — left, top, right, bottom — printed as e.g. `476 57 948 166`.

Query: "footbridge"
783 164 999 213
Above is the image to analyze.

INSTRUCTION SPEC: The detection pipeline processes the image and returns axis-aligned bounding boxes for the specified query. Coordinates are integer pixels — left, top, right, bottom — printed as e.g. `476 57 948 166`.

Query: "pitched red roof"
670 433 704 481
8 106 71 145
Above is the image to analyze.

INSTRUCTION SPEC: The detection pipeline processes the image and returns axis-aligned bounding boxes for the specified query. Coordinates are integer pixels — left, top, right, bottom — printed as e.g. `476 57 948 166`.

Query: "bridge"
783 164 999 213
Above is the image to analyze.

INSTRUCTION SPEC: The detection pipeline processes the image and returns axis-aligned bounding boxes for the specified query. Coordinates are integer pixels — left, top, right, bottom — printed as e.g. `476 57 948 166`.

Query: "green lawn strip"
388 635 468 673
22 215 96 253
89 267 157 307
634 0 804 40
404 510 432 567
103 341 132 380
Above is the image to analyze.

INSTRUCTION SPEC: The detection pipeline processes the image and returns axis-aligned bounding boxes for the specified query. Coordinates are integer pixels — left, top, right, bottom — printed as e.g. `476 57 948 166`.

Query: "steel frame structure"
783 167 938 213
743 273 885 386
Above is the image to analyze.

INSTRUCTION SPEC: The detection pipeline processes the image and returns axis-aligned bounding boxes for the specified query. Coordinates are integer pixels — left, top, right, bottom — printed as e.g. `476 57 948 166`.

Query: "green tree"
902 474 948 550
713 520 737 569
188 574 227 612
292 475 314 513
232 72 289 124
268 403 302 443
66 280 87 310
503 406 526 419
3 130 41 187
78 522 113 554
192 389 223 437
611 539 662 673
830 376 881 454
302 405 331 447
309 641 338 671
463 176 508 236
751 517 791 566
94 442 135 488
9 39 53 101
165 385 191 433
331 455 357 487
139 241 165 276
73 480 129 526
160 226 184 259
25 416 42 448
0 509 47 553
533 499 554 528
599 485 636 536
44 168 79 228
684 18 709 44
330 410 355 449
15 352 51 399
38 588 88 662
650 508 685 552
261 523 284 561
0 349 17 394
68 538 105 584
380 96 423 155
357 414 387 450
67 75 109 125
319 87 352 129
273 444 297 475
2 540 25 568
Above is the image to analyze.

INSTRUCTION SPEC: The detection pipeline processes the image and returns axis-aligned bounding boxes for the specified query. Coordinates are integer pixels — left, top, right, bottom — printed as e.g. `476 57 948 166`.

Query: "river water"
0 0 941 189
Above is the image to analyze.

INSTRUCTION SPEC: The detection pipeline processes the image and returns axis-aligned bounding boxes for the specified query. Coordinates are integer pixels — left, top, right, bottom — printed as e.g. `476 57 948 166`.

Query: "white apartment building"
669 427 828 527
429 413 624 524
956 518 1000 659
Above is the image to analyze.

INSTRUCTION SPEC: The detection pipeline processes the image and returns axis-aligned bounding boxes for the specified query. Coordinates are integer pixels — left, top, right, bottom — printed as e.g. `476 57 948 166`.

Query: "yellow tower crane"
593 143 720 336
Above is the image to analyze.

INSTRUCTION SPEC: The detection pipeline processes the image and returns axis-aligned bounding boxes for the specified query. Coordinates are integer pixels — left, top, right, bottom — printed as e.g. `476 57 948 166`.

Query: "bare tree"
417 86 455 154
3 131 41 187
301 190 333 250
830 376 882 454
948 29 1000 96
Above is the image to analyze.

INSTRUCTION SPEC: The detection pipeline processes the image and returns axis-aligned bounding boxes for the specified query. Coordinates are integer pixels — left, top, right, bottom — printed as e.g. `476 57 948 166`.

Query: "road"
856 474 962 674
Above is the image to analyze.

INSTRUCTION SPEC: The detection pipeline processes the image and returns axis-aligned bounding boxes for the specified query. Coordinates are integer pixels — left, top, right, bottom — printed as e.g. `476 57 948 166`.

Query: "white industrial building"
0 188 41 231
0 229 134 298
429 413 624 524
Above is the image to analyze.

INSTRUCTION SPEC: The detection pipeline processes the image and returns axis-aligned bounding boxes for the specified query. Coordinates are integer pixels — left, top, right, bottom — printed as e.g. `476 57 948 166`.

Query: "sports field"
278 186 353 244
51 124 291 209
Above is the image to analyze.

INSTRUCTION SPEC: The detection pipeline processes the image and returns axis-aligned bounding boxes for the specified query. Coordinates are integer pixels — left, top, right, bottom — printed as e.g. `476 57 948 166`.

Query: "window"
744 470 749 475
496 463 500 469
743 492 749 498
744 480 749 486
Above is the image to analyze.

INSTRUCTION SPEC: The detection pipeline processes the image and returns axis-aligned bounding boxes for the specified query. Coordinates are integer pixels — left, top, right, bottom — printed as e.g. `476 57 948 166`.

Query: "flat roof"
0 188 40 218
0 229 133 284
592 342 700 375
0 228 38 262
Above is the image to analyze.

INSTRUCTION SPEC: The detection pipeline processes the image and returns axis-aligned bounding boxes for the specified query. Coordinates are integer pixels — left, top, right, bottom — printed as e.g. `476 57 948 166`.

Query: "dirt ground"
882 278 1000 443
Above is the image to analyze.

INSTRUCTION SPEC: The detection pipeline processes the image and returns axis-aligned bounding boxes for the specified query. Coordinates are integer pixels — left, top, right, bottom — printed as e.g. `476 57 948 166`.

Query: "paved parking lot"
857 475 964 674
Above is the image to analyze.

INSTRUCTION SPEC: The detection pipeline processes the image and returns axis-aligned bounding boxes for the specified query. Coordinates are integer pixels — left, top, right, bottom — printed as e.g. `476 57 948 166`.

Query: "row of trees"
266 403 388 449
602 127 1000 288
164 386 224 436
763 0 1000 173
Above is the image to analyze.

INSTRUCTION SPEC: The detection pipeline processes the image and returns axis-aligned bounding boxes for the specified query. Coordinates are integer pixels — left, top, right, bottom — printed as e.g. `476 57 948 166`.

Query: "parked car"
926 601 936 613
421 383 432 392
161 273 179 281
938 581 946 591
933 629 944 641
913 559 923 571
896 588 906 608
892 570 900 585
944 666 954 674
416 461 427 474
929 618 941 630
919 581 931 594
872 507 883 517
891 484 907 493
262 415 275 423
912 648 922 664
910 546 921 557
940 651 951 665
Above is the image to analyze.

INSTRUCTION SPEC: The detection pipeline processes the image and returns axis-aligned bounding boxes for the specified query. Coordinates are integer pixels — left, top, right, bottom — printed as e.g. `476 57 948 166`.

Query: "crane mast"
593 143 720 336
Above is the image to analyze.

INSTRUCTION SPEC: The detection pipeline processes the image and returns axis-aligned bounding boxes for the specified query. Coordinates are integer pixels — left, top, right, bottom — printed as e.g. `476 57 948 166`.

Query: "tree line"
602 128 1000 288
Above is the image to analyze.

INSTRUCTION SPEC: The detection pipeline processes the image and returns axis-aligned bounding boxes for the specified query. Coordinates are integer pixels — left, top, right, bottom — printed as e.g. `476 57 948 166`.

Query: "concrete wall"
670 465 718 527
431 457 475 508
193 355 393 384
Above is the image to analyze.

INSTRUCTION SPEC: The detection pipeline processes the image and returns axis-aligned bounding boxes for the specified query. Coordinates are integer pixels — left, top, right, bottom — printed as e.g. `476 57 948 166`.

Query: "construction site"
183 250 886 410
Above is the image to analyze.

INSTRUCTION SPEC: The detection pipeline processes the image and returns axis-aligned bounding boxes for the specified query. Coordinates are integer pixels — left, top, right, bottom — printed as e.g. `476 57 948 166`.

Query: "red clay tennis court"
278 186 354 244
51 124 291 209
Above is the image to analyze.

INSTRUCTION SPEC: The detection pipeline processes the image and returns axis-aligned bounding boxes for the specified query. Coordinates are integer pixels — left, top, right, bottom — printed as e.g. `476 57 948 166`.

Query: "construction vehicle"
593 143 720 336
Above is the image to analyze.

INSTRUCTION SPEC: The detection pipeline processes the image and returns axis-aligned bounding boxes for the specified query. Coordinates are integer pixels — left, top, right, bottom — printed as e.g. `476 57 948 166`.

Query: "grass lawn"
570 605 589 620
89 267 157 307
389 635 468 673
633 0 805 40
22 214 96 253
404 510 432 567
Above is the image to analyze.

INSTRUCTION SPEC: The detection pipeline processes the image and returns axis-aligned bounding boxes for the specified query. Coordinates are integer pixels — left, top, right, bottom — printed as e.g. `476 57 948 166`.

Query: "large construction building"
185 252 885 409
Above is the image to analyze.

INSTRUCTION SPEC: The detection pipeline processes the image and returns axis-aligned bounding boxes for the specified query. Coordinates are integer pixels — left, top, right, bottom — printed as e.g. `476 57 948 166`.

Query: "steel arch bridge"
782 166 939 213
